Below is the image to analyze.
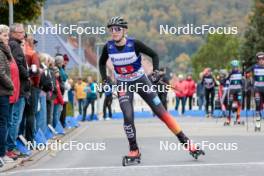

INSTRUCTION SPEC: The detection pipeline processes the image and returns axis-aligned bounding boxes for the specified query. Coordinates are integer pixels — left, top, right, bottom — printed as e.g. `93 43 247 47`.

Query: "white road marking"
3 161 264 175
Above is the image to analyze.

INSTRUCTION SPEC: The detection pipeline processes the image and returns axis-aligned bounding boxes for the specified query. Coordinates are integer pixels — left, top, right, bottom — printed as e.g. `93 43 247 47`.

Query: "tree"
192 34 240 78
240 0 264 67
0 0 46 25
173 53 192 75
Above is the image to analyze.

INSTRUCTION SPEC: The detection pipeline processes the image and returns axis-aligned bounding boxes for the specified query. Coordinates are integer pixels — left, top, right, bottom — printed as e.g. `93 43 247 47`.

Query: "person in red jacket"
52 67 64 128
185 74 196 110
6 57 21 159
174 74 188 115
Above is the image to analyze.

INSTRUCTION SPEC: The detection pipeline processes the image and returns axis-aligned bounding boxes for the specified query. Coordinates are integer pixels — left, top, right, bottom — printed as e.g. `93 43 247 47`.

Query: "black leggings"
103 96 113 118
254 89 264 112
242 90 251 110
205 88 215 114
117 75 183 151
187 96 193 110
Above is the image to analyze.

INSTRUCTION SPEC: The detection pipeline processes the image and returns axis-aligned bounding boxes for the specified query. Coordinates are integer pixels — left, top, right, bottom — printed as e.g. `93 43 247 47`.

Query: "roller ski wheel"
184 142 205 160
189 147 205 160
122 150 141 166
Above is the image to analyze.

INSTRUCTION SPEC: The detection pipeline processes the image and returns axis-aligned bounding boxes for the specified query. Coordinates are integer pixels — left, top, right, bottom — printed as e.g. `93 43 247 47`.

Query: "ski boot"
177 132 205 160
122 149 141 166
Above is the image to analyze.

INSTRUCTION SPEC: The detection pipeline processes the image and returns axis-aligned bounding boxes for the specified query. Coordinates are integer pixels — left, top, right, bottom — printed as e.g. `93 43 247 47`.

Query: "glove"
149 70 161 83
102 79 111 86
101 79 111 92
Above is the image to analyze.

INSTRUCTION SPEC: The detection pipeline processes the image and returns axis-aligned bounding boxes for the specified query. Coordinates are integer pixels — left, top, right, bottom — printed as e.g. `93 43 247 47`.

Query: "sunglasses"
15 30 25 34
258 56 264 60
109 26 123 33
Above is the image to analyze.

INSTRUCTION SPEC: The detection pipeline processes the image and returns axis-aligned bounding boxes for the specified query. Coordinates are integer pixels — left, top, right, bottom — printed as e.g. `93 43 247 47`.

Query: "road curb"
0 127 78 173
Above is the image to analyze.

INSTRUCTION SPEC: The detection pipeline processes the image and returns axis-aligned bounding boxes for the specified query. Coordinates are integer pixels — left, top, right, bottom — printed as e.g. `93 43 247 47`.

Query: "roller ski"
183 141 205 160
189 146 205 160
122 150 141 166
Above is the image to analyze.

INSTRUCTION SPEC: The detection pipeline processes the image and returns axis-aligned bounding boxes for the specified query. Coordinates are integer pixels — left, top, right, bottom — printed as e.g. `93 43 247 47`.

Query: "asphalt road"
2 117 264 176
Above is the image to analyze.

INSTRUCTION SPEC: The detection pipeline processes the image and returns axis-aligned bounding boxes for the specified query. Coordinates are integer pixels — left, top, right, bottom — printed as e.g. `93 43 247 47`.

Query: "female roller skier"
99 16 205 165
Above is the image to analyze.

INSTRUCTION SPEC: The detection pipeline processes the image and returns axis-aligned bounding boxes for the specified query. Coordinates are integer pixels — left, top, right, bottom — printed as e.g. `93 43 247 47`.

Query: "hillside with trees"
43 0 252 74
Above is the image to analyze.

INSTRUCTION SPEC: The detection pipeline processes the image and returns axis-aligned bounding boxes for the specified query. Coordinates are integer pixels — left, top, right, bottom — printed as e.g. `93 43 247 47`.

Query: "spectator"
67 79 75 117
25 35 44 135
82 76 97 121
39 53 54 131
201 68 217 117
6 43 20 159
185 74 196 110
242 72 253 110
103 76 113 120
60 79 71 127
0 24 15 166
46 57 56 126
63 54 69 70
9 23 30 141
196 72 205 110
52 67 64 128
75 78 87 116
57 54 70 128
174 74 188 115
